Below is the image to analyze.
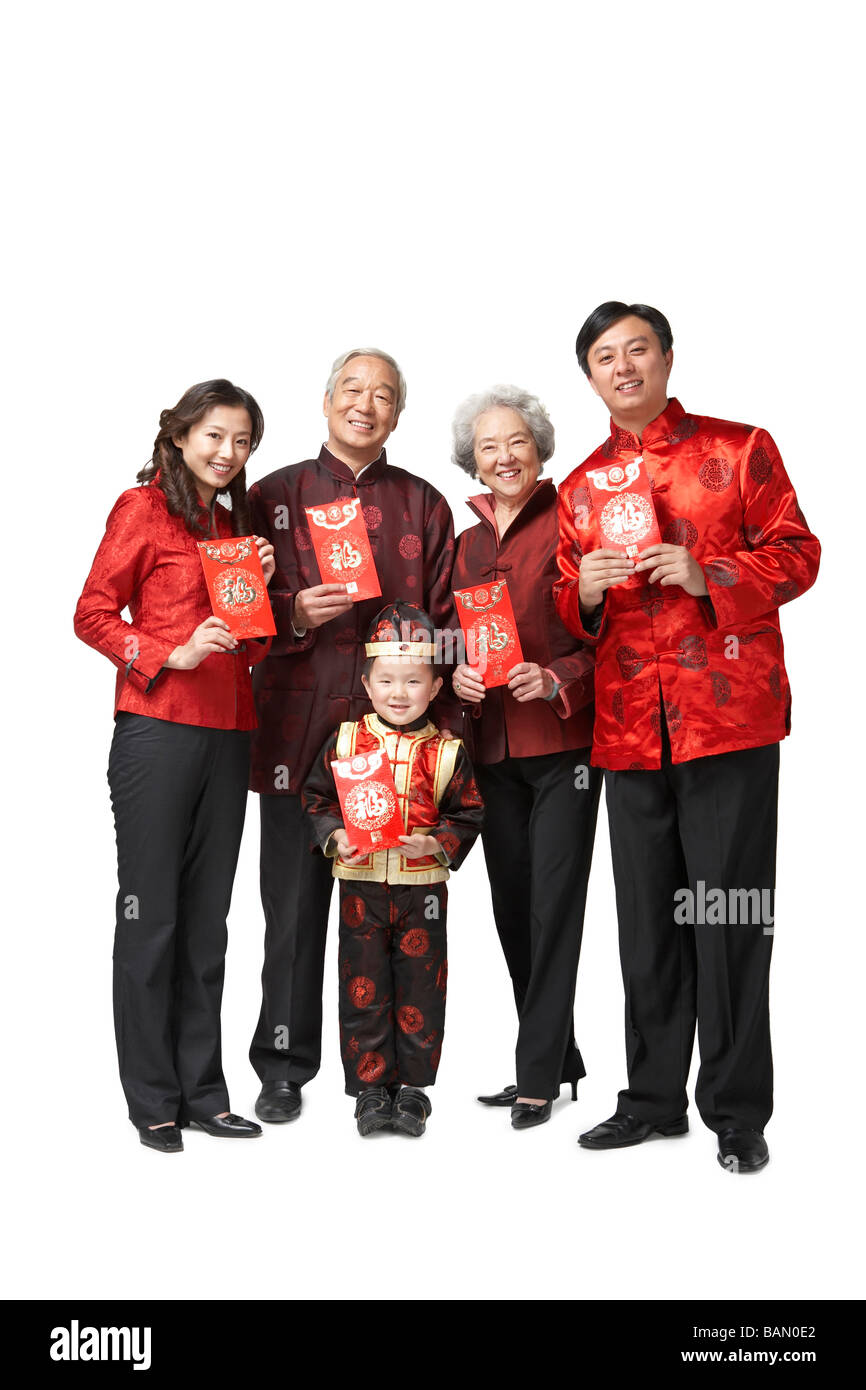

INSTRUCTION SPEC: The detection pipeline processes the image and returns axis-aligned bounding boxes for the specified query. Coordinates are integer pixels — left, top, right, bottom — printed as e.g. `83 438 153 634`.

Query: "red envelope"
197 536 276 638
332 749 405 855
453 579 525 689
585 458 661 587
305 497 382 601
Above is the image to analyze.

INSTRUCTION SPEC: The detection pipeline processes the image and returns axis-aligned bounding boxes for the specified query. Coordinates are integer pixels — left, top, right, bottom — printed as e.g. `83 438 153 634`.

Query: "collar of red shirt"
318 444 388 485
465 477 555 540
604 397 689 453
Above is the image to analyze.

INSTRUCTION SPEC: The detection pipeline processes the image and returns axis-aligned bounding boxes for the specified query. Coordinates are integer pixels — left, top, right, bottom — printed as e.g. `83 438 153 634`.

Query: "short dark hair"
576 302 673 378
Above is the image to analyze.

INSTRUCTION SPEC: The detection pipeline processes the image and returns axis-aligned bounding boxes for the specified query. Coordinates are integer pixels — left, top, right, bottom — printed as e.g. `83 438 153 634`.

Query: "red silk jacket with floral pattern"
302 713 484 884
74 484 269 730
553 399 821 770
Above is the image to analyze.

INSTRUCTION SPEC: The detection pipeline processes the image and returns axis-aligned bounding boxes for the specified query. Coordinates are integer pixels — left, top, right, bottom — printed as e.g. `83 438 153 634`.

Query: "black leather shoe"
189 1113 262 1138
255 1081 302 1124
477 1084 518 1106
354 1087 393 1136
511 1100 552 1130
391 1086 432 1136
578 1112 689 1149
139 1125 183 1153
717 1128 769 1173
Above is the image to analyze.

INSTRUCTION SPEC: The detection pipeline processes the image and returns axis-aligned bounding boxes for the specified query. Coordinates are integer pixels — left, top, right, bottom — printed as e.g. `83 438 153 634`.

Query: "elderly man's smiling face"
323 355 400 470
586 314 673 435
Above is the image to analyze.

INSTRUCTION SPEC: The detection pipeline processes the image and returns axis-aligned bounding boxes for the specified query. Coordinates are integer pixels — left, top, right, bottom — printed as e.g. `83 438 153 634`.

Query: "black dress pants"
249 793 334 1085
475 748 602 1099
108 713 250 1128
604 734 779 1133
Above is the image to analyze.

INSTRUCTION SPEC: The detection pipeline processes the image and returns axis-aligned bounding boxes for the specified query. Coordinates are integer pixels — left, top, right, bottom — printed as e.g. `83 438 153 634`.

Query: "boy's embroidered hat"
364 601 436 657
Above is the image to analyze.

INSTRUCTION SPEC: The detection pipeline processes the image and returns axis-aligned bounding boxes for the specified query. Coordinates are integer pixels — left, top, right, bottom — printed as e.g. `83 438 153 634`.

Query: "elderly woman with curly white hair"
451 386 602 1129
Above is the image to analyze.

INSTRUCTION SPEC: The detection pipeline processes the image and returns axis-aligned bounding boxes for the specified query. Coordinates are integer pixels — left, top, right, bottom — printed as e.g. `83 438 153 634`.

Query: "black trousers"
107 713 250 1128
476 749 602 1099
249 793 334 1085
605 734 779 1134
338 880 448 1096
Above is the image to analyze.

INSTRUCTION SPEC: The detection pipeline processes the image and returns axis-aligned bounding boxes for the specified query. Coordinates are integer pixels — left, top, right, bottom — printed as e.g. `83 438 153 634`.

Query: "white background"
2 0 861 1303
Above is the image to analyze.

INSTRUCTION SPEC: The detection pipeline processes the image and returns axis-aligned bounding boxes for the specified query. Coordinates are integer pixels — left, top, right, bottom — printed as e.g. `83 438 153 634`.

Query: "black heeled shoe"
138 1125 183 1153
189 1113 262 1138
477 1084 518 1107
511 1100 553 1130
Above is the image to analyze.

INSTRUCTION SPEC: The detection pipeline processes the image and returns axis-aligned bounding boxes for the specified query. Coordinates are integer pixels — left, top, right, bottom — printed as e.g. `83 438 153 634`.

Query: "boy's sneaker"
391 1086 432 1137
354 1086 393 1136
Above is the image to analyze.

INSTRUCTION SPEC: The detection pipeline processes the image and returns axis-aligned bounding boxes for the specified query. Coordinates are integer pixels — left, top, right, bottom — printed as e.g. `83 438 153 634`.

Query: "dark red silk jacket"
74 484 269 730
554 399 821 769
248 447 461 794
452 480 595 763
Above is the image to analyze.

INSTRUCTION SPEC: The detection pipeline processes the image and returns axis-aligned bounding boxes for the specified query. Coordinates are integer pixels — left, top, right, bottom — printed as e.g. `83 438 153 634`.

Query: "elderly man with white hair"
247 349 460 1122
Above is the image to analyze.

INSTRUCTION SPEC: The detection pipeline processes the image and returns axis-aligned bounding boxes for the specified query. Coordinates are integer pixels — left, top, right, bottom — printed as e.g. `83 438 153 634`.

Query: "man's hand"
398 833 441 860
294 583 354 628
634 543 708 595
332 829 367 865
578 549 634 610
507 662 554 703
453 661 486 704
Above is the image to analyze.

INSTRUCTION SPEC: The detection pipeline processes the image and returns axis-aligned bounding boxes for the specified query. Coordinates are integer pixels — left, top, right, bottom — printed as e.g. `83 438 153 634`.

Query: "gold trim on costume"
364 640 436 657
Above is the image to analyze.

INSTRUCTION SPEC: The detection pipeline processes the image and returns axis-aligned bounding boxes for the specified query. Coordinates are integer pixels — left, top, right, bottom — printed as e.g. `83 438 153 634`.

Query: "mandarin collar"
604 398 687 453
465 477 555 537
367 712 436 737
318 444 388 486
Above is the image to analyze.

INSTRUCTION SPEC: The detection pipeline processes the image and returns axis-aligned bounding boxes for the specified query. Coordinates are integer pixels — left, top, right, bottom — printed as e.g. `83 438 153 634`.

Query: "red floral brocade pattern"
553 399 820 769
74 485 269 730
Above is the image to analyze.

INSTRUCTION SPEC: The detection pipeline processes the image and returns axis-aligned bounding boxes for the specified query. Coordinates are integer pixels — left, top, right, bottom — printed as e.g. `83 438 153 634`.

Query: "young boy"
302 601 484 1137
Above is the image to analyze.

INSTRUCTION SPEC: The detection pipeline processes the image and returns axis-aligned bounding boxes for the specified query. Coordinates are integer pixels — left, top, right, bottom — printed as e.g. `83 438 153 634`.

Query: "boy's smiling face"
362 655 442 726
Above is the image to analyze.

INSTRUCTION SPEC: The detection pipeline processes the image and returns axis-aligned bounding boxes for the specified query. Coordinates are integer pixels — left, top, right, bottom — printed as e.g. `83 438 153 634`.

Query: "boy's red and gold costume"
304 709 483 1095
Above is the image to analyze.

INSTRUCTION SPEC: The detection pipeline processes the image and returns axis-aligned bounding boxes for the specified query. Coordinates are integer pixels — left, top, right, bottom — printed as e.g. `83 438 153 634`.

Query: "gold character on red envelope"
452 579 524 688
197 536 276 638
304 496 382 601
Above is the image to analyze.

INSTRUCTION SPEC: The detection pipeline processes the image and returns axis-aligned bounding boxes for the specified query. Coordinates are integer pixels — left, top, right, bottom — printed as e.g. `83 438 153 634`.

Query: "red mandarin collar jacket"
453 479 595 763
248 446 461 795
74 483 269 730
554 399 820 770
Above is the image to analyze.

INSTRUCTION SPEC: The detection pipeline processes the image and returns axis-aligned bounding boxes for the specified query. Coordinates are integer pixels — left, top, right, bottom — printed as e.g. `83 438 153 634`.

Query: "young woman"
75 379 274 1153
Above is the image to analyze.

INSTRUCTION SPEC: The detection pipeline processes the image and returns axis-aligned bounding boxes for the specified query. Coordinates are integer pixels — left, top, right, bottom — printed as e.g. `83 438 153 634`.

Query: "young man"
247 349 460 1123
555 302 820 1173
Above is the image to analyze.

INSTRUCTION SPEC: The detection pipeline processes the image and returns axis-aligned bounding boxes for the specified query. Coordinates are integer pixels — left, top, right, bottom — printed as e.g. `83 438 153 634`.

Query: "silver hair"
325 348 407 419
451 385 555 477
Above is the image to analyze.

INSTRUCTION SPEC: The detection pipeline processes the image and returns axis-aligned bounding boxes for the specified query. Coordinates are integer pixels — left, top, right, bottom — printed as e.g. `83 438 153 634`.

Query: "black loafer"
578 1112 689 1149
139 1125 183 1153
189 1113 262 1138
717 1128 769 1173
392 1086 432 1137
354 1087 393 1136
511 1100 552 1130
477 1084 518 1107
255 1081 302 1124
